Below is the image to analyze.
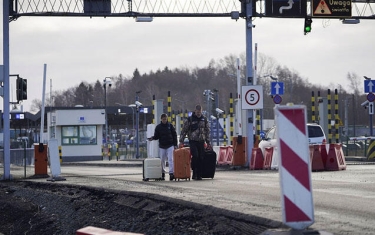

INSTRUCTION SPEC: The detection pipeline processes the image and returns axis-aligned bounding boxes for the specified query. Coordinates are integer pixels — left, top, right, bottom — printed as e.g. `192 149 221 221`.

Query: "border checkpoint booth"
47 108 105 162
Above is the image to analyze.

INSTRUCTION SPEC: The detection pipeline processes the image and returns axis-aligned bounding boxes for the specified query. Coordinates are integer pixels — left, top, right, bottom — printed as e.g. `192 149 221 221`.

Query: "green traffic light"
305 26 311 32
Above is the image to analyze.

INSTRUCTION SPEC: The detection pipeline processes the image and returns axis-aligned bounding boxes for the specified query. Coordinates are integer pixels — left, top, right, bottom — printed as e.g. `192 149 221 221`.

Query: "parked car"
259 123 326 155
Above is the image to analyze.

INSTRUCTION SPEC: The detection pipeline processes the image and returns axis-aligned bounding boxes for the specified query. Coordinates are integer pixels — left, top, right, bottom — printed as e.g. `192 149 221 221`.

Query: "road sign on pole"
271 82 284 95
369 102 374 115
364 80 374 93
241 85 263 110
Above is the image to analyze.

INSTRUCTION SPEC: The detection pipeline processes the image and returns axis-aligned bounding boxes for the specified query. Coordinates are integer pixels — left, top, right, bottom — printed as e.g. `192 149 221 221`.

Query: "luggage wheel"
143 178 149 181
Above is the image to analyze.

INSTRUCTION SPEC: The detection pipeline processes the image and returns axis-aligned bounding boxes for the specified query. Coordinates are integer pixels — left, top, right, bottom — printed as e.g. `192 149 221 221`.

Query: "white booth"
47 108 105 162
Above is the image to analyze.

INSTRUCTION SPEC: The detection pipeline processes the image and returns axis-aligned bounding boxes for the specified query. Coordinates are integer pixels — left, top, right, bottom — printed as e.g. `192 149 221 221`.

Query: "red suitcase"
173 147 191 181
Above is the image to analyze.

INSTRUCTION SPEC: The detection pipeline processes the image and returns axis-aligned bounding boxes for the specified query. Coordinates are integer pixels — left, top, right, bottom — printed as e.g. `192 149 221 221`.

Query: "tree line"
30 53 368 126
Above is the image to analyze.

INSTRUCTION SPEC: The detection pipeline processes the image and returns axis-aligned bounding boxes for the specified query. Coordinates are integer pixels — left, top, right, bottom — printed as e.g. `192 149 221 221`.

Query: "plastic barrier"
217 146 229 165
325 143 346 171
232 136 247 166
309 145 325 171
250 148 263 170
271 147 279 170
263 147 273 170
225 146 234 164
76 226 143 235
320 144 328 167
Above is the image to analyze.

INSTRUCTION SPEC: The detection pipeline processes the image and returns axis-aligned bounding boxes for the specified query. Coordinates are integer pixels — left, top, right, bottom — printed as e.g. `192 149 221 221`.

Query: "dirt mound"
0 181 282 235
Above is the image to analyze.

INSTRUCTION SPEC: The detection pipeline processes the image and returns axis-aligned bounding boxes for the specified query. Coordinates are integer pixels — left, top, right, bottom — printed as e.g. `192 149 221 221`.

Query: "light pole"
135 91 142 158
128 104 136 131
103 77 112 143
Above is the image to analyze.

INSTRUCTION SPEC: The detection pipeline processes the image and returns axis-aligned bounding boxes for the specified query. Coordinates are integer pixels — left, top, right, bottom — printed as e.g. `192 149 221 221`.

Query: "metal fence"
0 148 35 166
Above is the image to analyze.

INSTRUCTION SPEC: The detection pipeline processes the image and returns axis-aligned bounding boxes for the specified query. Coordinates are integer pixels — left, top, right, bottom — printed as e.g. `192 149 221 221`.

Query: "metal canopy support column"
2 0 11 180
245 0 254 166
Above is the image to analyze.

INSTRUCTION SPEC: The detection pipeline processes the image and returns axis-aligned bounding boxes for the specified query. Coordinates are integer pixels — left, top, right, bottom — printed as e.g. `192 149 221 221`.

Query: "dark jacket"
153 122 178 149
180 112 210 144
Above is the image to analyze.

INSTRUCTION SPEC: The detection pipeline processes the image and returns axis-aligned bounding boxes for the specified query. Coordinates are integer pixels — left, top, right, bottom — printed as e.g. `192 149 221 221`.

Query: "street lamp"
135 91 142 158
128 104 136 131
103 77 112 143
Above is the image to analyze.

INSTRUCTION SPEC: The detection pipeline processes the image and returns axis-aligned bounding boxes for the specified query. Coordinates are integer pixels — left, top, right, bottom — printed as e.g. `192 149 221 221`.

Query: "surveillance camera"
210 115 217 120
361 100 369 109
247 22 255 28
135 101 143 107
108 82 112 87
216 108 224 114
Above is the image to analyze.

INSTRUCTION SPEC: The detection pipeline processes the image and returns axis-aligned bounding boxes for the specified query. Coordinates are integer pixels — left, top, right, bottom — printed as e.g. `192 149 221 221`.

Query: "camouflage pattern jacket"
180 113 210 144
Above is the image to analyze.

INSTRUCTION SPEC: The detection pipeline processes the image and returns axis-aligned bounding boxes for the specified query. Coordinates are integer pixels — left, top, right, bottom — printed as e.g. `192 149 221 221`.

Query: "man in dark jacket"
148 113 177 181
179 104 211 180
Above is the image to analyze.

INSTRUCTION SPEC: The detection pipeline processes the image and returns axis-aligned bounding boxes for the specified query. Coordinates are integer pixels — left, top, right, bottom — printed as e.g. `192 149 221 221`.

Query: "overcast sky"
1 5 374 112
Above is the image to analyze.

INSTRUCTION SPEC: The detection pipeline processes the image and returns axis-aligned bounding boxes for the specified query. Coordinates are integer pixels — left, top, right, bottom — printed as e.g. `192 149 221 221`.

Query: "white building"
47 108 105 162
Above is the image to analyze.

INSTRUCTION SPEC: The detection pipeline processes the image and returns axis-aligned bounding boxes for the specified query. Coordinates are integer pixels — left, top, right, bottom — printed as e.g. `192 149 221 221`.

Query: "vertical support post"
167 91 171 123
135 91 141 158
334 89 339 143
2 0 11 180
311 91 316 123
328 89 332 144
245 0 254 166
223 113 227 146
229 93 234 145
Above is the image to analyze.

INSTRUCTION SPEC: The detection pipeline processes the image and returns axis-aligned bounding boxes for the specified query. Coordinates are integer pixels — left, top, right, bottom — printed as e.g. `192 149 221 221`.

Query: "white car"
259 123 326 155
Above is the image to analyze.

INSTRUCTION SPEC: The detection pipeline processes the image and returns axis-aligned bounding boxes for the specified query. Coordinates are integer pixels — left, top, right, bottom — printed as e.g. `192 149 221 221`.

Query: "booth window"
61 126 97 145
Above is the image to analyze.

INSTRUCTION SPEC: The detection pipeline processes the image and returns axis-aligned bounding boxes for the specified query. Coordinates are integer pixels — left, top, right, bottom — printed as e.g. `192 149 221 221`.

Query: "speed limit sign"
241 85 263 109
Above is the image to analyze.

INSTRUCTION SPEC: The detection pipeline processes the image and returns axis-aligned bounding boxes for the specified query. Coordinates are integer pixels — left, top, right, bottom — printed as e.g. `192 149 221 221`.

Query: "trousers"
189 140 205 177
159 146 174 174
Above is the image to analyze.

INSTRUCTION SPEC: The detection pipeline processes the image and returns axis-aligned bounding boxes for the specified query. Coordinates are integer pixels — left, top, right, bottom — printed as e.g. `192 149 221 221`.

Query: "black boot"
169 173 175 181
161 173 165 180
192 170 197 180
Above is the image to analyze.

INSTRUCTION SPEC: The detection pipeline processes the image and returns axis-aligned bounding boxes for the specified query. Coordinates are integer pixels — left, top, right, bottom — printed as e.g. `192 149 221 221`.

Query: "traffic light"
16 77 27 101
304 18 312 35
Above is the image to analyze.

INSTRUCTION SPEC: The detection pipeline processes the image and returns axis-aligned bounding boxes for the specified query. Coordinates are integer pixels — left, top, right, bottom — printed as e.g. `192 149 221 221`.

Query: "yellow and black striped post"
108 143 111 161
311 91 316 123
334 89 339 143
168 91 172 123
327 89 332 144
229 93 234 145
367 141 375 160
101 145 104 161
223 113 227 146
116 143 119 161
58 146 62 164
172 110 176 126
180 110 183 130
317 91 321 123
152 95 155 124
256 109 261 137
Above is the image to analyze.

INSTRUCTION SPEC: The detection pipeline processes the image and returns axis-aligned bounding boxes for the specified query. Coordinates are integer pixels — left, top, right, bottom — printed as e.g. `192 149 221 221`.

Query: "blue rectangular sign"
364 80 375 93
271 82 284 95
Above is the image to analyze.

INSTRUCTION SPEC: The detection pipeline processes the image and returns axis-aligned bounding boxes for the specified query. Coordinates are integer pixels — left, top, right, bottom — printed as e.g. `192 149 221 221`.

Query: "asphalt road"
6 160 375 234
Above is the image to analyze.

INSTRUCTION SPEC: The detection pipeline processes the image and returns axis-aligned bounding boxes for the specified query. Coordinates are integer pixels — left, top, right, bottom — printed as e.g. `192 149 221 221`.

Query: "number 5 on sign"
242 85 263 110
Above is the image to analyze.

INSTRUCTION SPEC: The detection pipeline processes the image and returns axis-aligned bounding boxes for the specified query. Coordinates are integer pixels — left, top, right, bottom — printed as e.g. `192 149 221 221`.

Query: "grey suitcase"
142 158 163 181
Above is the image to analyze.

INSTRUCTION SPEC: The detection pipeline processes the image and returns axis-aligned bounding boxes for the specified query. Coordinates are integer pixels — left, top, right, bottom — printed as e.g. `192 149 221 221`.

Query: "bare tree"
346 72 361 96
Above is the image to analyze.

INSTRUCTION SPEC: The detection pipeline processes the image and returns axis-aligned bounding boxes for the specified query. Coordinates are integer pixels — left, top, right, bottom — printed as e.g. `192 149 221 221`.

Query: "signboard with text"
312 0 352 18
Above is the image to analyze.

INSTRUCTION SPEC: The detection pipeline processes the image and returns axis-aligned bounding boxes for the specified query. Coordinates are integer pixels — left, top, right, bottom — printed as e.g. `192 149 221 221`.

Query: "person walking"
179 104 211 180
148 113 177 181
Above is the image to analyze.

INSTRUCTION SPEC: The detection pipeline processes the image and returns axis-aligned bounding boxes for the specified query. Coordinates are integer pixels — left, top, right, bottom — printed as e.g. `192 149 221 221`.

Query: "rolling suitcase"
201 149 217 179
142 158 163 181
173 148 191 181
